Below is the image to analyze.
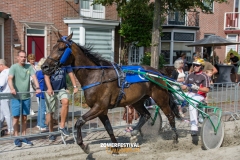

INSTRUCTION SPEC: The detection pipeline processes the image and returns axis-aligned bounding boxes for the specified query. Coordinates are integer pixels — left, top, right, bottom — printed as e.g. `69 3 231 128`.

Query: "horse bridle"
46 37 73 74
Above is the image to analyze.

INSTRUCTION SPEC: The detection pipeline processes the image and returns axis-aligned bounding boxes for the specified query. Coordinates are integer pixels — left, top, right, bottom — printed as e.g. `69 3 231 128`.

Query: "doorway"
27 36 44 62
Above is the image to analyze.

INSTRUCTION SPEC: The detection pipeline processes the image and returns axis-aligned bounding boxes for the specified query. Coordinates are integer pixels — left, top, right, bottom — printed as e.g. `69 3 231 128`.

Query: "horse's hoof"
130 136 138 143
80 143 90 154
172 135 179 144
173 139 179 144
131 130 139 136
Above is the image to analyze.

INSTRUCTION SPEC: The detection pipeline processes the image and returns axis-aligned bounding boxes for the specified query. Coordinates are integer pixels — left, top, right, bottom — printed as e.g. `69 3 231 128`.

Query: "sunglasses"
193 64 201 67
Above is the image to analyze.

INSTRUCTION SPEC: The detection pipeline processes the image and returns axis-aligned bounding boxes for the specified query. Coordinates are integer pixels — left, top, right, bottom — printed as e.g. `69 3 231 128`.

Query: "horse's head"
42 32 74 75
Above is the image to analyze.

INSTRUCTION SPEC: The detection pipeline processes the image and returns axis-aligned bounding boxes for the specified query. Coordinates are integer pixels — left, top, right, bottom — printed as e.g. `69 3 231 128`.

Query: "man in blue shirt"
44 66 78 140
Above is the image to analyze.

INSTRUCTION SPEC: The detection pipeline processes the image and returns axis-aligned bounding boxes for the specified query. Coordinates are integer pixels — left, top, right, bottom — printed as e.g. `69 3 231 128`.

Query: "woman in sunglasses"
181 58 211 136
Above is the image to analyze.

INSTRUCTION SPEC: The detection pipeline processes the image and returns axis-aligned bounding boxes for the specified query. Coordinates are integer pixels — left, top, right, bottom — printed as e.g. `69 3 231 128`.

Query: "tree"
118 0 154 47
93 0 228 68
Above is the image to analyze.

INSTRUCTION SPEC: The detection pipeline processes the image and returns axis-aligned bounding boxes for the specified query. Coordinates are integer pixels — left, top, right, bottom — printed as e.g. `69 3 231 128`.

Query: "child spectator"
123 105 139 132
35 58 48 132
27 54 37 115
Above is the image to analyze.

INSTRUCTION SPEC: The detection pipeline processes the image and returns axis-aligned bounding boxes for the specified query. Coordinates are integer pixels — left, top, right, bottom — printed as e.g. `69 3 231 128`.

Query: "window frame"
128 45 144 65
226 34 239 54
203 0 214 12
80 0 105 18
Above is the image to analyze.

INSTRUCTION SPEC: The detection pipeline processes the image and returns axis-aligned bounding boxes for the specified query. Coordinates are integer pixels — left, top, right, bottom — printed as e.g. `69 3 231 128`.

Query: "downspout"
9 14 13 65
119 17 122 65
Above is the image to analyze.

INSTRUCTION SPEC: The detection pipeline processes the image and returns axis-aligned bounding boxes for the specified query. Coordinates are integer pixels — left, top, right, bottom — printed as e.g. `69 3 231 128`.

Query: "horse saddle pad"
121 66 149 84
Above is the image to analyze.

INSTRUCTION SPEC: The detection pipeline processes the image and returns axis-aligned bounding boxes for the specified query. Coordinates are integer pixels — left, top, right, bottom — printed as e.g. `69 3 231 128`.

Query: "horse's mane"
75 42 112 66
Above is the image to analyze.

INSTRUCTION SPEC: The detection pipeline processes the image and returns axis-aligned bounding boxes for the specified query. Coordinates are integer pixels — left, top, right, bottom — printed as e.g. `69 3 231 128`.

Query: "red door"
27 36 44 62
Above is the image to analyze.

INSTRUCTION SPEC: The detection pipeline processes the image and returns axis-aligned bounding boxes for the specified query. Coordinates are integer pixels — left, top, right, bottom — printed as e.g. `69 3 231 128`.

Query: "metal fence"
0 82 240 144
0 90 132 145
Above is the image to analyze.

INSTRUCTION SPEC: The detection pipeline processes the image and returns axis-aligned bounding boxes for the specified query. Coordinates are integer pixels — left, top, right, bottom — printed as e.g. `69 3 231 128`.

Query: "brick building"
0 0 120 66
196 0 237 63
0 0 239 67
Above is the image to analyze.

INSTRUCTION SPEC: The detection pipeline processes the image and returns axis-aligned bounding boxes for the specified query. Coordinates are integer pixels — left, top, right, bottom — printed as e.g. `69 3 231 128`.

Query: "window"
128 46 143 65
70 28 80 44
174 32 194 41
93 4 103 11
85 28 113 61
80 0 105 18
168 11 175 21
203 0 214 12
161 32 171 40
81 0 90 9
168 11 185 25
226 35 238 54
26 29 44 35
173 42 192 62
161 42 170 64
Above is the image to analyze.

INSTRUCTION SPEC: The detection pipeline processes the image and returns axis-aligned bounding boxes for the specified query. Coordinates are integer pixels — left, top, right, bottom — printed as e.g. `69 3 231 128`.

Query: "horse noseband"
59 47 72 65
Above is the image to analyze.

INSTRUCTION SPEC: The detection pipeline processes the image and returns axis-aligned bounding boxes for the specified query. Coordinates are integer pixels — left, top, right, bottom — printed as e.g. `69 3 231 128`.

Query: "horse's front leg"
98 114 119 154
75 106 103 154
75 116 89 153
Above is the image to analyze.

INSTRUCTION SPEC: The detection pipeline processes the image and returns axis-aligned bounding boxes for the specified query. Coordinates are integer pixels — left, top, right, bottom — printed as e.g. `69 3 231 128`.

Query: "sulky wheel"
201 113 224 150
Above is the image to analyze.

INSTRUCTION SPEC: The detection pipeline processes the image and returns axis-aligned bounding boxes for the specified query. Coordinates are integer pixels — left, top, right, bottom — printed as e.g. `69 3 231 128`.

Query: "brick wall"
0 0 119 66
197 1 234 62
0 0 68 65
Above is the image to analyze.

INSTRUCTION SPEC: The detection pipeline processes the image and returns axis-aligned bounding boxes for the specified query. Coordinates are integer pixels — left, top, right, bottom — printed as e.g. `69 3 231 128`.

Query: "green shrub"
140 52 166 69
226 49 240 63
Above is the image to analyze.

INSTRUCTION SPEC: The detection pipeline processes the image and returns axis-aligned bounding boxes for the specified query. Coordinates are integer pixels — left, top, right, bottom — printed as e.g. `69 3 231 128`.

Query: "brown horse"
41 32 180 154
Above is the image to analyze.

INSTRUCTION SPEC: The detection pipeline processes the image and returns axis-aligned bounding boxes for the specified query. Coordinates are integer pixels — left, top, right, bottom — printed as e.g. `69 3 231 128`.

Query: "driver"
181 58 210 136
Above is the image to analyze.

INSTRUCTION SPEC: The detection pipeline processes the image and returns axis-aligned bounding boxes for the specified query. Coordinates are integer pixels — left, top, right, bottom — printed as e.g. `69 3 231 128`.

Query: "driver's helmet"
192 58 205 66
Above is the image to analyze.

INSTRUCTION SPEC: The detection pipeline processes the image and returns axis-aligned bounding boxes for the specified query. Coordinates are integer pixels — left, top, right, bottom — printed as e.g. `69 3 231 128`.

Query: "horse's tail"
168 92 181 119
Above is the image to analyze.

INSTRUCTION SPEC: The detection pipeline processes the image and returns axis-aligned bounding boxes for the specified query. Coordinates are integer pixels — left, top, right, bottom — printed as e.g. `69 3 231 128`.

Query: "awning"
0 12 10 19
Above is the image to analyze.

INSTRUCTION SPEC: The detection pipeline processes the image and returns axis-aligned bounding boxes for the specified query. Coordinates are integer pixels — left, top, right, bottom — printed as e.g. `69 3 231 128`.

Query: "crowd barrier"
0 90 133 145
0 82 239 144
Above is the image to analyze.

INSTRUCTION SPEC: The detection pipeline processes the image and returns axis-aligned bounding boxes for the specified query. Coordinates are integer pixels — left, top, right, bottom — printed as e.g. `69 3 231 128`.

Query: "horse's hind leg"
131 100 151 136
153 95 179 143
98 114 119 154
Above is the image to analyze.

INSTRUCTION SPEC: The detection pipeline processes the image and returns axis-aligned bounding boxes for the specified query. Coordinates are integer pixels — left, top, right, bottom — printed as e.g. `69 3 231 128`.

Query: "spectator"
171 59 185 83
27 54 37 115
123 105 139 132
44 66 78 140
230 53 239 83
204 70 214 85
209 51 219 66
177 52 187 71
0 59 13 135
181 58 210 136
27 54 37 72
203 52 210 62
35 58 48 132
192 52 201 62
171 59 186 117
8 50 41 147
